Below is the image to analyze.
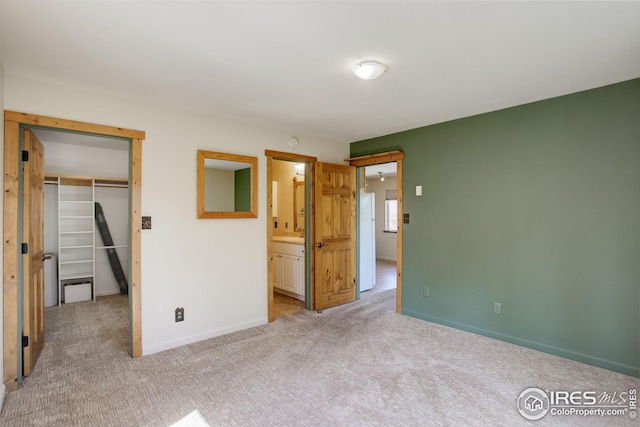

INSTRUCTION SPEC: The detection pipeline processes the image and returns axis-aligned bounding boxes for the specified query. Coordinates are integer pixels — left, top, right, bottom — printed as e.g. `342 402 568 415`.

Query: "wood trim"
396 159 403 314
293 177 304 232
3 113 145 390
264 150 317 163
266 156 274 322
4 111 145 140
3 121 20 391
130 138 143 358
346 150 404 167
307 161 316 311
348 152 404 314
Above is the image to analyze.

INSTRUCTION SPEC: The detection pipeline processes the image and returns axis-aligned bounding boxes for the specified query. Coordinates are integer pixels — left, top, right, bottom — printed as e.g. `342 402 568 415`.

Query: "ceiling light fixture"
352 61 387 80
378 172 385 182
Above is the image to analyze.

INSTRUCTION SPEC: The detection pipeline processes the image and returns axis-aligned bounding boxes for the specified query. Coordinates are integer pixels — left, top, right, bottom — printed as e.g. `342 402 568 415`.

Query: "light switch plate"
416 185 423 196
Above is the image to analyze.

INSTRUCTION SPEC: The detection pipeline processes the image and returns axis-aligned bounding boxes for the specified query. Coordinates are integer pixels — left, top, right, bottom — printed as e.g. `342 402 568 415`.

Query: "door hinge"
22 336 29 348
21 150 29 162
21 243 29 254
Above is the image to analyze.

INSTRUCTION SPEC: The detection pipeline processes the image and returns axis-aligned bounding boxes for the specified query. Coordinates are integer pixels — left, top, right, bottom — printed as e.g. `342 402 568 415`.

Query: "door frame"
265 150 317 322
3 111 145 391
348 151 404 313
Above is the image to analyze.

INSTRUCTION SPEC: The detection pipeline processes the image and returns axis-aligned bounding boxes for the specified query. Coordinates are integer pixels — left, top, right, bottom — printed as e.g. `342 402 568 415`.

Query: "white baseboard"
95 288 121 297
376 256 396 262
143 317 268 356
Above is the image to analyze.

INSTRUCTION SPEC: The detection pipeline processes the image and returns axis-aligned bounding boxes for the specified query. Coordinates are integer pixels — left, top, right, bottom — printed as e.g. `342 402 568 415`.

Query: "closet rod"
45 181 129 188
94 183 129 188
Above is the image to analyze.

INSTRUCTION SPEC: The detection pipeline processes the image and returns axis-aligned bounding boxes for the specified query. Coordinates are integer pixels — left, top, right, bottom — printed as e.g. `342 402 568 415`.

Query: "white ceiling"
2 1 640 143
365 163 397 178
30 128 129 151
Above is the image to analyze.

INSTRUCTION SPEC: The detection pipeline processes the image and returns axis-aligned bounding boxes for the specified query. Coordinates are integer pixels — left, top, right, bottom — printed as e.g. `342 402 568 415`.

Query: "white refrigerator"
359 192 376 292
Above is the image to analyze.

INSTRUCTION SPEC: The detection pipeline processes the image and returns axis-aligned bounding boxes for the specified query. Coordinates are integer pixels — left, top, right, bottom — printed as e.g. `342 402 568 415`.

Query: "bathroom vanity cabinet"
272 241 305 300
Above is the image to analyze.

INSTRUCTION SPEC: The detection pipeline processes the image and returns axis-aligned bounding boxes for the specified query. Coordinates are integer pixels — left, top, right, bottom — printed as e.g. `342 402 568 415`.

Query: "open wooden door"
313 162 356 310
22 129 46 376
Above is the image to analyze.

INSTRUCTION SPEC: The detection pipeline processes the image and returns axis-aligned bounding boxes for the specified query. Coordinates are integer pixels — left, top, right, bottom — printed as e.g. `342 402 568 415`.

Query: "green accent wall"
351 79 640 377
234 167 251 212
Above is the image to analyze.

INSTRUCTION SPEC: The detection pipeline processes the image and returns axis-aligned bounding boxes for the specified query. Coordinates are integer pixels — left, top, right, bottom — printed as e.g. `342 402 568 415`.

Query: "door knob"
314 242 327 248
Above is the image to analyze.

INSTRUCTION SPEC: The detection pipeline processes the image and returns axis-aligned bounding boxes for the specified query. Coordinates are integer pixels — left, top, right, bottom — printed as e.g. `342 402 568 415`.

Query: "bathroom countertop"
272 236 305 244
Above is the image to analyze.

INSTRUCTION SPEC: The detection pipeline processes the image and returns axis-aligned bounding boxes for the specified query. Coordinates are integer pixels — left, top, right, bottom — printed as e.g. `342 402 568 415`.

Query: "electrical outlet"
424 287 430 297
175 307 184 322
494 302 502 314
141 216 152 229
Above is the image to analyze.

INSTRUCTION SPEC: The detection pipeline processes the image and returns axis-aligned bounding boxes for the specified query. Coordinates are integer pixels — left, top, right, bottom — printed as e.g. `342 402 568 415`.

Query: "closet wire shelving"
47 175 129 305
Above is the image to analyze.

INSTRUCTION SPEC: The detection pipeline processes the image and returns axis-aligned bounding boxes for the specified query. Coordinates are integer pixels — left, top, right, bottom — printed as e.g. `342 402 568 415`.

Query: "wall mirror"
197 150 258 219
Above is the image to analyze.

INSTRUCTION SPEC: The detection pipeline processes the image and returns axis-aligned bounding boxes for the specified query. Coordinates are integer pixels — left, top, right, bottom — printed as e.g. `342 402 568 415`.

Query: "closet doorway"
3 111 145 391
36 128 130 305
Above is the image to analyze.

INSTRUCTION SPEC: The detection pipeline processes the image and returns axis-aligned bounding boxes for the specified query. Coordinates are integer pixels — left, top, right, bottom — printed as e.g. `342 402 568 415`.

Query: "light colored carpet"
0 292 637 426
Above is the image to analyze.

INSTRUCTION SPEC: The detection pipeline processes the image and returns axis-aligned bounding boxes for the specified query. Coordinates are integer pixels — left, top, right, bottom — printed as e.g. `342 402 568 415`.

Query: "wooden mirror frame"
197 150 258 219
293 176 305 232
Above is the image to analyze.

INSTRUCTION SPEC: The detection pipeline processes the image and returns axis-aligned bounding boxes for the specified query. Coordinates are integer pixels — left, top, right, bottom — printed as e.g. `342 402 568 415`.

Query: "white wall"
365 175 397 261
43 185 58 306
3 71 349 355
94 186 129 296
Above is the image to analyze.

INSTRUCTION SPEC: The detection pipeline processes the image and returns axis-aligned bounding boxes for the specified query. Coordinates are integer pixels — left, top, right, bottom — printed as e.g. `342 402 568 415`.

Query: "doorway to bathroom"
265 150 317 322
271 158 307 318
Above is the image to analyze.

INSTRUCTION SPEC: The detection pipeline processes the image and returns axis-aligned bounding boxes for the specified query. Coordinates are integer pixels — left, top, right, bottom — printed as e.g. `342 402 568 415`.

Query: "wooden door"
22 129 46 376
313 162 356 310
